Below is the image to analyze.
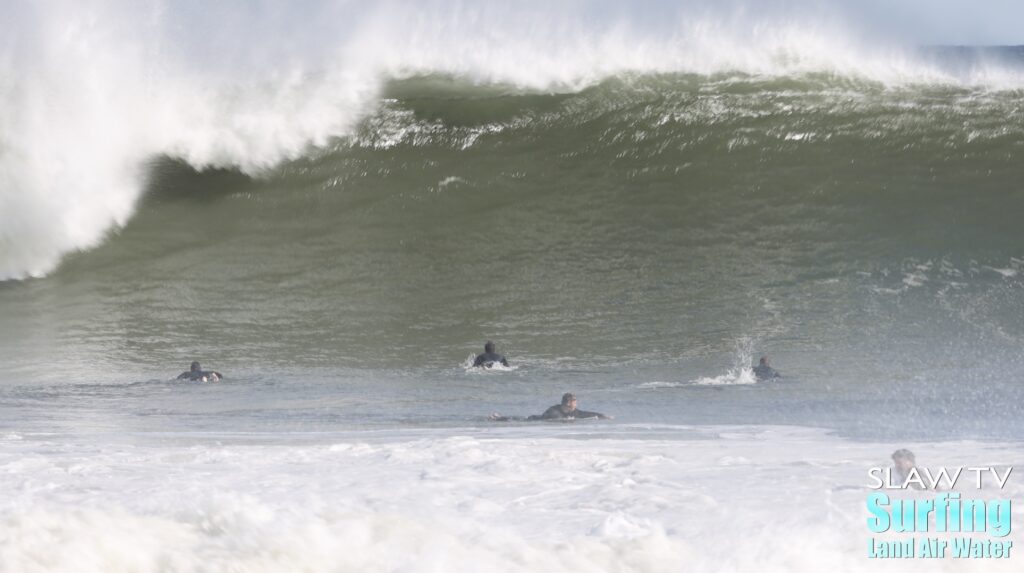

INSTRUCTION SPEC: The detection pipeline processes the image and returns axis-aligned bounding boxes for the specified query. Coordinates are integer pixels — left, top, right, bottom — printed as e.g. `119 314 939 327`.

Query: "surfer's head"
190 361 201 372
891 449 916 472
759 356 769 366
484 341 495 354
561 393 577 409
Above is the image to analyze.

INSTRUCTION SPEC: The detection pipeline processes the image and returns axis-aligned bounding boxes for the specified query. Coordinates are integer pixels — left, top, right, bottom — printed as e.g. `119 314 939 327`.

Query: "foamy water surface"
3 426 1021 572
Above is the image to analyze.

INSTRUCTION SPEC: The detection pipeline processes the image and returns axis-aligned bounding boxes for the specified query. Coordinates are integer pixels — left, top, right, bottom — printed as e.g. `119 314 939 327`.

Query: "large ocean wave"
2 0 1024 280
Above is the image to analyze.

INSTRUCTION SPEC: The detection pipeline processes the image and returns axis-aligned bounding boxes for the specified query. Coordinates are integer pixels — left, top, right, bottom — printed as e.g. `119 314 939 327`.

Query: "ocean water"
2 2 1024 571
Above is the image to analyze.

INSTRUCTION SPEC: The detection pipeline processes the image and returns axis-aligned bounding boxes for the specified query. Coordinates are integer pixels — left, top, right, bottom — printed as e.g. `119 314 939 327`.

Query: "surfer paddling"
753 356 780 380
490 393 611 421
177 361 223 382
473 341 509 369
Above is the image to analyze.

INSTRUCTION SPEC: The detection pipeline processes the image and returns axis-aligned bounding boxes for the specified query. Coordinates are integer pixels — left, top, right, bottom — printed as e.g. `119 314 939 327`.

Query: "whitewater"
4 426 1023 573
3 1 1024 572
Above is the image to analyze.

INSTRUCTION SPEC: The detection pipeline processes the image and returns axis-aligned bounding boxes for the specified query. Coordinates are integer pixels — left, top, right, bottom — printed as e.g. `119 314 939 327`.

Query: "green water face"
2 76 1022 391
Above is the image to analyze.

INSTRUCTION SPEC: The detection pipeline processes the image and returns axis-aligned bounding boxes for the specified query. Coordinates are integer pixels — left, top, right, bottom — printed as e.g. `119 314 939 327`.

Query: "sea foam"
2 428 1021 572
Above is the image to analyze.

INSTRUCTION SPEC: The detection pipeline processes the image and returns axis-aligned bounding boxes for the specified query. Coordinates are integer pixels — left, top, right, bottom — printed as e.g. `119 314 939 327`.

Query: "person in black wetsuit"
177 361 223 382
489 393 610 421
891 448 923 490
473 341 509 368
752 356 780 380
529 393 610 420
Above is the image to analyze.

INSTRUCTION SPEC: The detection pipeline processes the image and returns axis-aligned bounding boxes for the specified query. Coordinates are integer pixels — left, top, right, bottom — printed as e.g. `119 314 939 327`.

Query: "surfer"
177 361 223 382
473 341 509 368
490 393 611 421
753 356 780 380
529 393 610 420
891 448 923 490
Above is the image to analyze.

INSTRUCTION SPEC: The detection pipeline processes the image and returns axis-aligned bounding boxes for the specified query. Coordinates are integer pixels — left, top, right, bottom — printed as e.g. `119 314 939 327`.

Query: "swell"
20 75 1016 374
57 74 1024 289
3 0 1024 280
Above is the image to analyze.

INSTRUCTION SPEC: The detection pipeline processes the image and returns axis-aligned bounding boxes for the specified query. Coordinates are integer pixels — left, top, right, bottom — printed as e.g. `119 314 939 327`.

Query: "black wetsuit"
753 364 780 380
177 370 223 381
527 404 606 421
473 352 509 368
